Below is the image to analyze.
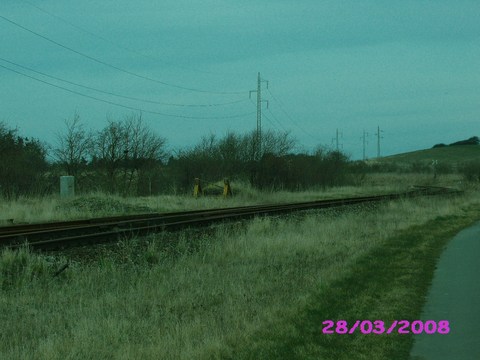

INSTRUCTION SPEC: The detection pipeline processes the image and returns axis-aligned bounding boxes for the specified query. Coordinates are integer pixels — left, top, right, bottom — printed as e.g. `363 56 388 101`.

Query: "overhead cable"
0 57 247 108
0 14 246 95
266 87 320 142
265 108 291 133
0 64 255 120
19 0 216 76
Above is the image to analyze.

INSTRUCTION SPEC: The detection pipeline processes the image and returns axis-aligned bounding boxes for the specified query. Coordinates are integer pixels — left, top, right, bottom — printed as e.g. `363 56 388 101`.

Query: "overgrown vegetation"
0 247 68 291
1 114 354 198
2 114 478 198
170 132 353 192
366 141 480 183
1 191 479 359
459 160 480 182
2 113 479 359
433 135 479 148
0 122 50 198
0 175 415 224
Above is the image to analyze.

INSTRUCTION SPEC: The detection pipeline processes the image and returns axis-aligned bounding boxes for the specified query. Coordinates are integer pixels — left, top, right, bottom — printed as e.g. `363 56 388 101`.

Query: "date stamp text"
321 320 450 335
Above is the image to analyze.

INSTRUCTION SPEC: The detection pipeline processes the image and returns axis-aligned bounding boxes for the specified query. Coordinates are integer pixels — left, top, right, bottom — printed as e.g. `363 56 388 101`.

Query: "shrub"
0 122 49 198
0 247 52 290
459 161 480 182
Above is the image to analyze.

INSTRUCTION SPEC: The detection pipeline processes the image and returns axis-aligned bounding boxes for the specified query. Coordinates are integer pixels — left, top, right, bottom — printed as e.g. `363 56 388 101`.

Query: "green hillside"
370 145 480 167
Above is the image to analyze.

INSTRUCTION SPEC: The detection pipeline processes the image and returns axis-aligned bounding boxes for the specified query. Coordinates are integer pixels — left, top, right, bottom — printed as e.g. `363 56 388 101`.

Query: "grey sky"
1 0 479 159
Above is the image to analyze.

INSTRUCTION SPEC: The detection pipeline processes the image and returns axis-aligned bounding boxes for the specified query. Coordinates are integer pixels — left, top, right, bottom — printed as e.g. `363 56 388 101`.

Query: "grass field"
0 173 464 225
370 144 480 168
1 176 479 359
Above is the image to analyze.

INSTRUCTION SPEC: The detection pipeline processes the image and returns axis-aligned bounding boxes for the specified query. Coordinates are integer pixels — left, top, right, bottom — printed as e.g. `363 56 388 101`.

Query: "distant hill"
433 136 479 148
369 145 480 169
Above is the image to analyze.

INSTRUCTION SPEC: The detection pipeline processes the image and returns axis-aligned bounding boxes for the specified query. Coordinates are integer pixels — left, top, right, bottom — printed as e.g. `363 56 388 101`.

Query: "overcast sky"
1 0 479 159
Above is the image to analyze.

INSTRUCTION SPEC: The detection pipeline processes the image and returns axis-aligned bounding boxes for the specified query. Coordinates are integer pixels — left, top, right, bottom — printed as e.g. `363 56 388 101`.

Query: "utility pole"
375 125 384 158
361 130 368 161
335 128 343 151
331 129 343 151
249 72 268 161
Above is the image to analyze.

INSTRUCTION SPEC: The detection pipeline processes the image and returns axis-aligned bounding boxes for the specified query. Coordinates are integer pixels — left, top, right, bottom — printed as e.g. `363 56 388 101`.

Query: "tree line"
0 113 365 198
0 122 47 198
5 113 478 199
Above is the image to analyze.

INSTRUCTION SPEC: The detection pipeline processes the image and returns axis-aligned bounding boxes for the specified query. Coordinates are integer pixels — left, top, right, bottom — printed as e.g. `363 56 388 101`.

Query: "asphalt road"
410 221 480 360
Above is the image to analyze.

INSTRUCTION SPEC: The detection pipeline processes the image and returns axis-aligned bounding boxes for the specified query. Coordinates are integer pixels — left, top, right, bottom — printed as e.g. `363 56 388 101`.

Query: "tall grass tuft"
0 246 52 290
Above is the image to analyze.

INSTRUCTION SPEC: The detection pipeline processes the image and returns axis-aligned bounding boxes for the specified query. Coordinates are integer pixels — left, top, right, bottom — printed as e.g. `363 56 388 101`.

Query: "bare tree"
93 119 125 193
93 114 167 194
54 112 91 177
194 133 219 158
123 114 167 194
235 129 295 162
261 129 295 157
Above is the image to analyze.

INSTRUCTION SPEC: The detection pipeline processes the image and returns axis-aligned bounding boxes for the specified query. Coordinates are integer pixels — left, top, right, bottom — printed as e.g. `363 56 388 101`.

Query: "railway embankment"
1 187 478 359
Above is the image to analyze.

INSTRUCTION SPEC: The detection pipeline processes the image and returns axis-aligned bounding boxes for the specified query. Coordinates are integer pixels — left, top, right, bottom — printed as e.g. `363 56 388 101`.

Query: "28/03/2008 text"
321 320 450 335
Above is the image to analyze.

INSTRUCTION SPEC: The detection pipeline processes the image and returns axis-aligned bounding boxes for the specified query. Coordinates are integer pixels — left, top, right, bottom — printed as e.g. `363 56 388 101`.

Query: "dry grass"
1 185 479 359
0 173 464 225
376 144 480 167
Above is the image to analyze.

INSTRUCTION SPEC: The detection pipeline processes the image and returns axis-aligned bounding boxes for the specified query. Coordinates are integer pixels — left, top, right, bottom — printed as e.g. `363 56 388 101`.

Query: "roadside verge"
226 203 480 359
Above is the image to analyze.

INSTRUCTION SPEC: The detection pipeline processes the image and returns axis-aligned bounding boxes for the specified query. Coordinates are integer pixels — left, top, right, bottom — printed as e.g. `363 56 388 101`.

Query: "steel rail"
0 187 440 235
0 186 461 250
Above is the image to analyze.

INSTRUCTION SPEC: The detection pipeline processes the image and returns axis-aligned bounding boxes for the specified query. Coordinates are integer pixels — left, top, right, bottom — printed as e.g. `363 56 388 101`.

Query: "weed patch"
1 192 479 359
229 205 480 359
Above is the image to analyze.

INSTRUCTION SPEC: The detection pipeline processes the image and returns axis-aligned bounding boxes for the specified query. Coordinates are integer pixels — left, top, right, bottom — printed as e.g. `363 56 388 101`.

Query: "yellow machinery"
193 178 232 198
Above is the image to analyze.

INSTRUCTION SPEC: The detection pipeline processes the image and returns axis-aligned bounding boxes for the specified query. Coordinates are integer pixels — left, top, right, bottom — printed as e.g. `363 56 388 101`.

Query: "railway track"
0 186 462 250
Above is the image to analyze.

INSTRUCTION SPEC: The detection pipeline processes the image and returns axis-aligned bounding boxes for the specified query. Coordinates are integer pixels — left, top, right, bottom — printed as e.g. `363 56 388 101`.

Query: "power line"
0 57 247 108
375 125 384 158
246 88 290 133
0 63 255 120
266 87 320 143
0 14 246 95
361 130 369 161
250 80 309 141
249 72 269 160
19 0 217 76
266 109 290 133
265 108 290 133
331 128 343 151
262 111 285 132
249 97 288 132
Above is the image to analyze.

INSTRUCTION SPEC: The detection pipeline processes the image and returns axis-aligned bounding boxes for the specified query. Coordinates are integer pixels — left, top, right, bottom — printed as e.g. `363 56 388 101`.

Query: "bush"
254 150 351 190
435 162 453 174
0 247 56 290
459 161 480 182
449 136 479 146
0 122 49 198
409 161 430 173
